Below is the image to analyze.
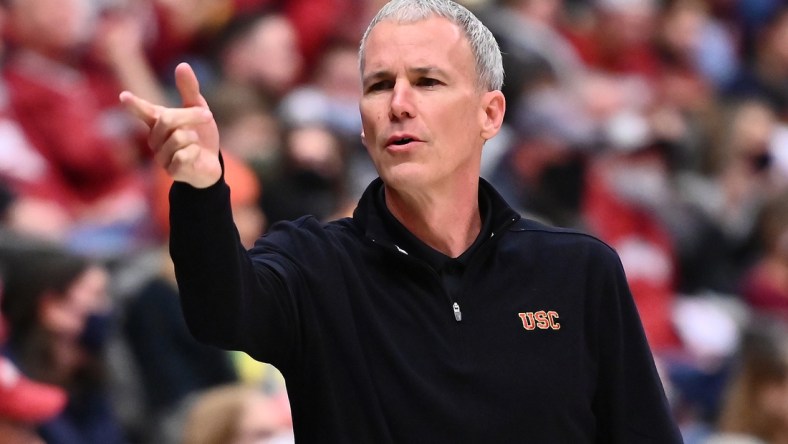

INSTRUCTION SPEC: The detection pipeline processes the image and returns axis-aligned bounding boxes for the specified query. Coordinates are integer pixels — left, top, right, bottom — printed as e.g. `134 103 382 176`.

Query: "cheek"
41 303 84 339
437 108 481 148
359 111 382 146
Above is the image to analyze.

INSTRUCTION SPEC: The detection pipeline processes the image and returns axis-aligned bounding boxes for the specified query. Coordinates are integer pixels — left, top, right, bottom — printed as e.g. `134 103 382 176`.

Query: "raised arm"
119 64 292 361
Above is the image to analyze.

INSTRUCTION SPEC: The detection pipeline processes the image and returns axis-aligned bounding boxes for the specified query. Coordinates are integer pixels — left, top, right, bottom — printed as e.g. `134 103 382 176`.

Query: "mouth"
386 135 420 148
392 138 414 146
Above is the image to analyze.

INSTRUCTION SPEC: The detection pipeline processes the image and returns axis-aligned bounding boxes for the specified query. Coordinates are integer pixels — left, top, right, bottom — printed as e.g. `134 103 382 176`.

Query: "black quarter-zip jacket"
169 174 683 443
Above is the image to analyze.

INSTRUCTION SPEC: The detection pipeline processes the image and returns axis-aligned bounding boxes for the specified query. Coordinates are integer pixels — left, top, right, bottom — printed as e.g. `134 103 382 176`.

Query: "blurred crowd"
0 0 787 442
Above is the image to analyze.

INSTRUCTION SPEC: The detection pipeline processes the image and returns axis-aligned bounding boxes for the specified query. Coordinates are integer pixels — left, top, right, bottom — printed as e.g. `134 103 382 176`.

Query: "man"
120 0 682 441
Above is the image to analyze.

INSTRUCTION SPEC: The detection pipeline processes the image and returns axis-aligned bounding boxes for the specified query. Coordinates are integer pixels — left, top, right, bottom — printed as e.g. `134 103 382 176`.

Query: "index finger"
119 91 160 128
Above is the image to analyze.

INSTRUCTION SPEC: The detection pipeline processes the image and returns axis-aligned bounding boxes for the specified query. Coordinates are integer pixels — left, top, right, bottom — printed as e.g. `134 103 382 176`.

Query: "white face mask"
603 110 652 153
607 162 671 209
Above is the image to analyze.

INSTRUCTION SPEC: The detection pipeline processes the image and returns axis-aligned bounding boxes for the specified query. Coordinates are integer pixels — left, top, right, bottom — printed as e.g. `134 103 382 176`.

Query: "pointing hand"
120 62 222 188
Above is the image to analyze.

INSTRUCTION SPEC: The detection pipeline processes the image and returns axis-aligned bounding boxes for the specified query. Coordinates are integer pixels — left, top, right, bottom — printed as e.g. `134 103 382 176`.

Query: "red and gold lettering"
534 310 549 329
519 311 561 330
547 311 561 330
518 312 535 330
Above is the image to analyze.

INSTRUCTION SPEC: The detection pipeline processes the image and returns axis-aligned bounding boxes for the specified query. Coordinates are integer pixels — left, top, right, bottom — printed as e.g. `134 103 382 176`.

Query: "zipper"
452 302 462 322
447 215 518 323
368 236 467 323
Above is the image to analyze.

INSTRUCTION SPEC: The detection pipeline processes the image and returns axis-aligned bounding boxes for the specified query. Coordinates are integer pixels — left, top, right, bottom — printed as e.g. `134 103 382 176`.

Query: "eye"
366 80 394 93
417 77 442 88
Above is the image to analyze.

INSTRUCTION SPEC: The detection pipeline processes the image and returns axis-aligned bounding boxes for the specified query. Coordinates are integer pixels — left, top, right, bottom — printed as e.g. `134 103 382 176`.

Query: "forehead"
362 16 474 75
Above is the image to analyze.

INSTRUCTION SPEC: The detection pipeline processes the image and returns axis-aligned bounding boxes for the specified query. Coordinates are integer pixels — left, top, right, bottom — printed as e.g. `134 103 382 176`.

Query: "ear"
360 130 367 148
479 90 505 141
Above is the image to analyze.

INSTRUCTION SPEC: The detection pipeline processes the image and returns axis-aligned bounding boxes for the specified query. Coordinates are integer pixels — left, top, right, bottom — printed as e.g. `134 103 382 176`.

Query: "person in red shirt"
563 0 662 80
2 0 155 255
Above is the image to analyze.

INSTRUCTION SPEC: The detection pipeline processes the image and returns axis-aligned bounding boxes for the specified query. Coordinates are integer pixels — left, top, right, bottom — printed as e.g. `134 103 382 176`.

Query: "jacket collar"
352 177 521 251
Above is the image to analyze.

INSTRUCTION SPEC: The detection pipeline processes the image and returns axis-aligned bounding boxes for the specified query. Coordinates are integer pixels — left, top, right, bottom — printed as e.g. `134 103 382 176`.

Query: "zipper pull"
453 302 462 322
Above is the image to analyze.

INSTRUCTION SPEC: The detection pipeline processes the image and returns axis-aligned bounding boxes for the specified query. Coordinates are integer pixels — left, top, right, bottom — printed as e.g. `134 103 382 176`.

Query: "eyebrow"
362 66 451 85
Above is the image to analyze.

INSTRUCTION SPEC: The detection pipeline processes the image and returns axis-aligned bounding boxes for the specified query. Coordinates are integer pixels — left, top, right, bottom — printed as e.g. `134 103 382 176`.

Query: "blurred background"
0 0 787 442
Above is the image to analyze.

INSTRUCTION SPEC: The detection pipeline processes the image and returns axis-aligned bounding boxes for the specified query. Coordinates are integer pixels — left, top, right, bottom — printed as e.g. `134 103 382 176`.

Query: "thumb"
174 62 209 109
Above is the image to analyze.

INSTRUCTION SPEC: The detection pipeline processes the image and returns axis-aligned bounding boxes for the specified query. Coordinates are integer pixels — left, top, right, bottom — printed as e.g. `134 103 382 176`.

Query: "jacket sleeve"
168 173 299 369
590 245 684 443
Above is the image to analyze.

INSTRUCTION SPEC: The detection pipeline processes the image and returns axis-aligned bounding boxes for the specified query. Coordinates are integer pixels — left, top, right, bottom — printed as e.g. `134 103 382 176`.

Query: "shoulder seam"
511 224 619 256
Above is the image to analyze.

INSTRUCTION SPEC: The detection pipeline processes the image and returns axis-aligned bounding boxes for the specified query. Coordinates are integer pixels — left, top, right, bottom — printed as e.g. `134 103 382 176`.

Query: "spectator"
724 5 788 120
656 0 739 90
690 98 784 287
2 0 155 257
259 123 353 225
211 11 303 105
91 0 169 107
0 258 67 444
581 131 683 353
137 0 360 93
710 317 788 443
206 82 282 179
180 383 292 444
488 85 592 228
564 0 662 81
739 189 788 321
279 40 364 141
653 0 723 174
0 240 126 444
477 0 586 125
0 1 77 243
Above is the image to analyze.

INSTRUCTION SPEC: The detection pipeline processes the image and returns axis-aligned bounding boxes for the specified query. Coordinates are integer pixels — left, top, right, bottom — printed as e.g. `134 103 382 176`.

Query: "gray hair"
358 0 504 92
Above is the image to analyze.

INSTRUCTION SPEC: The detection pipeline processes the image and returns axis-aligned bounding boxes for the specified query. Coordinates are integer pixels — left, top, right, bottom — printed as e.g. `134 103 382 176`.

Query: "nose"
389 81 415 120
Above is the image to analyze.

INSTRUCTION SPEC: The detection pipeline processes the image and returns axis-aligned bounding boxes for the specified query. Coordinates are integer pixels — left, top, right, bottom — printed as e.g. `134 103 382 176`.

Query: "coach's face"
359 16 503 193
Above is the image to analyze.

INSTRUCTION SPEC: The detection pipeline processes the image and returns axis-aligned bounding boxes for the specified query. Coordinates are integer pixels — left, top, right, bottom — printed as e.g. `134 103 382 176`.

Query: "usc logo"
518 311 561 330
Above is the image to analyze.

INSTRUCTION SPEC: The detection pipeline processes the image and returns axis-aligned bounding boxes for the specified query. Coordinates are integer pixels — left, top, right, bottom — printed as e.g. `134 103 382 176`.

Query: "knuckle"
170 150 187 168
170 145 197 168
171 129 193 146
166 156 186 177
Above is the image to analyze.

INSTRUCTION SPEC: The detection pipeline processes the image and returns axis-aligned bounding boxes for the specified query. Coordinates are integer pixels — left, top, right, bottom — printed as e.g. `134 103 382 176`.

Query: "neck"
384 178 481 258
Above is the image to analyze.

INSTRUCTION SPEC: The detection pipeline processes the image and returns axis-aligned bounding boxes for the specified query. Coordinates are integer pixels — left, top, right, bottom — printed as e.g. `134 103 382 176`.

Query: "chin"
379 163 430 191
